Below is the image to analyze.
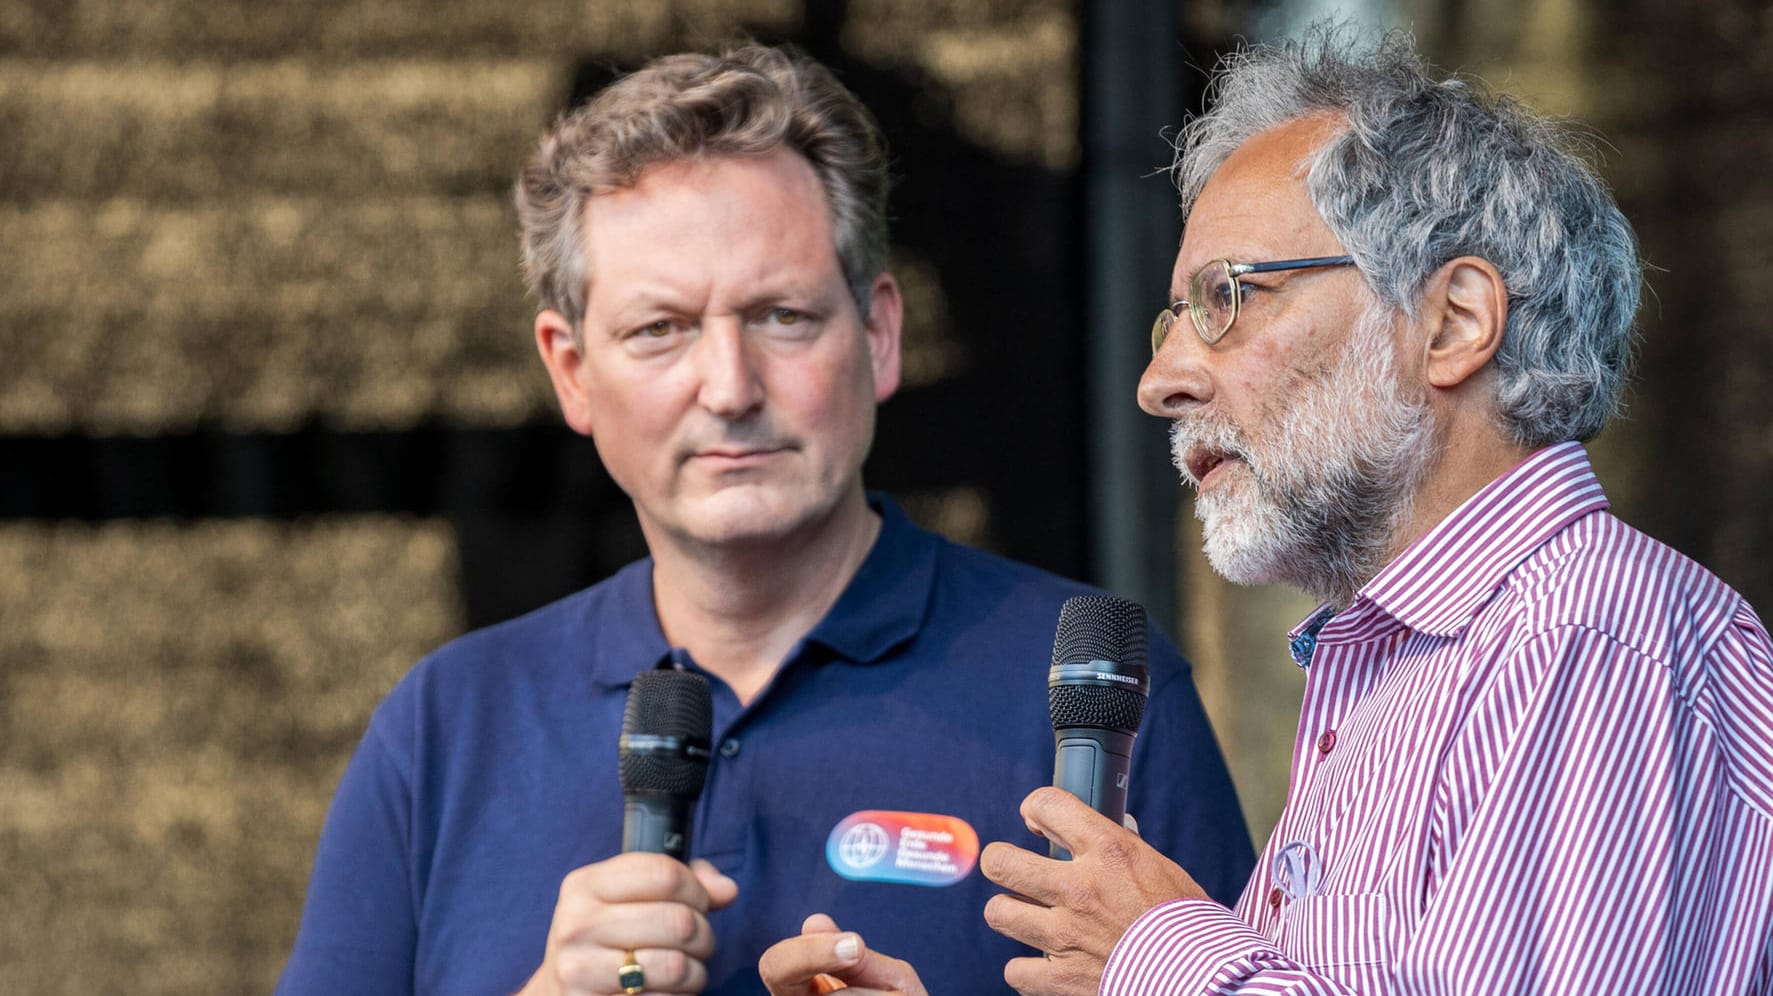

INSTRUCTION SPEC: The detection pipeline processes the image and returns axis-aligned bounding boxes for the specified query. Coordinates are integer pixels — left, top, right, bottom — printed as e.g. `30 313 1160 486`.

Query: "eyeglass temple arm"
1231 255 1357 276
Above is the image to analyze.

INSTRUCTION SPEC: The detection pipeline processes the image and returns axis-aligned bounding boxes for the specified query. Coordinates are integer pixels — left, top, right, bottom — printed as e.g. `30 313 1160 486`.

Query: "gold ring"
617 948 644 995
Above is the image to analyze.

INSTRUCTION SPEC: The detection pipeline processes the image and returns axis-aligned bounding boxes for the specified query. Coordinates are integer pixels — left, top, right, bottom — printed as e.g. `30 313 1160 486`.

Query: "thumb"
690 858 739 910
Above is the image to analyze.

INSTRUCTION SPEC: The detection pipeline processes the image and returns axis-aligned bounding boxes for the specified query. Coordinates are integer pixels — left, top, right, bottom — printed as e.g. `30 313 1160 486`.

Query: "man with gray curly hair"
764 28 1773 996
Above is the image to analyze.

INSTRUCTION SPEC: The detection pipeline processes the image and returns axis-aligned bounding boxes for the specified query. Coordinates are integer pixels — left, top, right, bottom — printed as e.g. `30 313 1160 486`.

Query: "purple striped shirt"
1103 443 1773 994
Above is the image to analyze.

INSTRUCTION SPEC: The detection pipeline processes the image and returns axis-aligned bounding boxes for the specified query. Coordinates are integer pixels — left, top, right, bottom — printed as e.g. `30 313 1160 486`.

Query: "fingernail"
834 934 860 962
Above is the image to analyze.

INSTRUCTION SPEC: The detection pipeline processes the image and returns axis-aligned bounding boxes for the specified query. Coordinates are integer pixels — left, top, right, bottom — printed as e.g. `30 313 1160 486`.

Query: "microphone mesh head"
1048 594 1150 735
619 669 713 797
1050 594 1148 668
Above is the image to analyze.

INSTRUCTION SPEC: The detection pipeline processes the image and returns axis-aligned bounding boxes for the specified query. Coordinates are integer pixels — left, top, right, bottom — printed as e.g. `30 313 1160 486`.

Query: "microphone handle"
1050 727 1134 860
622 793 694 860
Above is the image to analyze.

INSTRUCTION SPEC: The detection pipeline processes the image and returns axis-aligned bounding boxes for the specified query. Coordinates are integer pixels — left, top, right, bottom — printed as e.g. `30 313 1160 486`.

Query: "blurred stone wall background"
5 0 1772 991
0 520 457 992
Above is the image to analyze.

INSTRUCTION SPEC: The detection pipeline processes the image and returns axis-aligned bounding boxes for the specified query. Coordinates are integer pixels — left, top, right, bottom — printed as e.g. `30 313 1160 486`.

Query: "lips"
692 447 783 463
685 441 794 468
1169 412 1249 492
695 446 781 459
1184 445 1242 487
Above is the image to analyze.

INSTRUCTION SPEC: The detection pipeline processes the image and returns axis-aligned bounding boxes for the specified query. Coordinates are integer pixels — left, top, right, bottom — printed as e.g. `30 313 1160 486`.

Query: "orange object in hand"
812 973 848 993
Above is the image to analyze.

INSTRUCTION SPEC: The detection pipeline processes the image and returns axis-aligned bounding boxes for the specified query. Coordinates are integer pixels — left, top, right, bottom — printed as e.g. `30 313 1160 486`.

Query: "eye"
621 317 687 342
619 318 687 356
756 306 821 340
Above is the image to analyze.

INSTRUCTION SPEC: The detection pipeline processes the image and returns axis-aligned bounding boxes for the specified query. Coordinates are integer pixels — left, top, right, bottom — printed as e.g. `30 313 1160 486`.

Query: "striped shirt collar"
1291 442 1611 651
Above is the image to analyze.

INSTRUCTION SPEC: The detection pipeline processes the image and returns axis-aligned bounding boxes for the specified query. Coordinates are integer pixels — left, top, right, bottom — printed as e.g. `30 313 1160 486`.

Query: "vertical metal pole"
1082 0 1184 632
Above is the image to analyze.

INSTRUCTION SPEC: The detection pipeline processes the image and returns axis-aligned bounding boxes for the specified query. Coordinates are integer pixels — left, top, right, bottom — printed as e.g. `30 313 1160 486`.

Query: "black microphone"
618 668 714 860
1047 594 1151 860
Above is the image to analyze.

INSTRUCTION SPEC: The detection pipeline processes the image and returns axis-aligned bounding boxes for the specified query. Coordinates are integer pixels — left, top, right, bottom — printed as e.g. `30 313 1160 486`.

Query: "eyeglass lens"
1193 260 1238 343
1152 260 1239 355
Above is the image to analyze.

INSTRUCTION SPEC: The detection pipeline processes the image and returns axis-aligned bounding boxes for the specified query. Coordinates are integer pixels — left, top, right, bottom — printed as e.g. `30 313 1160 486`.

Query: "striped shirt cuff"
1102 898 1294 995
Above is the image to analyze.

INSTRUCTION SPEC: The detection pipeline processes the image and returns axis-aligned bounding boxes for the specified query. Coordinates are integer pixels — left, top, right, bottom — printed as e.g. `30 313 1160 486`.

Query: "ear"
861 271 904 402
1421 256 1508 390
534 309 597 437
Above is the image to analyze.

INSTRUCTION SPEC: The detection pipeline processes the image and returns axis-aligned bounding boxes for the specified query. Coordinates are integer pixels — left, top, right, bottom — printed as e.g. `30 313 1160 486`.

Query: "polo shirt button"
1267 886 1283 908
719 738 741 759
1316 730 1337 755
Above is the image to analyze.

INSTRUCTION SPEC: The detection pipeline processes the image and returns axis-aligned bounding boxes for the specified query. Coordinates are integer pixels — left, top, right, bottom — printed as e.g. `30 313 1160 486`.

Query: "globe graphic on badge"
838 822 890 869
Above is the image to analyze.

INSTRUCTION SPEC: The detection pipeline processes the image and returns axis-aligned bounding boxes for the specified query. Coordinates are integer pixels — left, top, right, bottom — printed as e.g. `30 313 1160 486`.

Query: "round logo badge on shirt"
825 810 979 886
837 822 891 869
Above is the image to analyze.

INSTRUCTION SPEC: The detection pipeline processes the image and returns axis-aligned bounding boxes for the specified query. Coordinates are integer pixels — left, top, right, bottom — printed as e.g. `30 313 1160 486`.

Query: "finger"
1020 786 1122 857
578 901 717 960
631 946 707 995
979 840 1069 907
758 930 866 992
833 946 929 996
689 858 739 910
1003 953 1072 996
555 946 707 996
565 853 714 910
982 891 1060 952
1122 812 1140 836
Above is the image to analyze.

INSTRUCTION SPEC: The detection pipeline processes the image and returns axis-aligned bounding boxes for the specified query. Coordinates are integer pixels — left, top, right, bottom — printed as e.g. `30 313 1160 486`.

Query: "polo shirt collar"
1348 441 1610 639
586 558 673 690
585 493 936 689
801 493 937 664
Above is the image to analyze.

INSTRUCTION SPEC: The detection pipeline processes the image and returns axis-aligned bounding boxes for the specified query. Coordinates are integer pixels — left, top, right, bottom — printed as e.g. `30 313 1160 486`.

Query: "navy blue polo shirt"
278 496 1252 995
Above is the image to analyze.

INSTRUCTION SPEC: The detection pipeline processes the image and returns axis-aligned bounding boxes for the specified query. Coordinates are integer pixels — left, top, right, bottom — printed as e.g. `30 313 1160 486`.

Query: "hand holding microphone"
977 594 1207 996
518 667 738 996
981 787 1208 996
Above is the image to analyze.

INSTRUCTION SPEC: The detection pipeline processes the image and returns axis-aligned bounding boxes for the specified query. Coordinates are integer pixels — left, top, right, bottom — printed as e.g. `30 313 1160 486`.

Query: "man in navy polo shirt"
276 44 1251 996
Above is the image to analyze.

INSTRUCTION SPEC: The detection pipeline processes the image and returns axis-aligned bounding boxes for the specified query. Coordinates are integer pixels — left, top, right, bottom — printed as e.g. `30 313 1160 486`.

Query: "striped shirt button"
1316 729 1337 755
1267 886 1283 909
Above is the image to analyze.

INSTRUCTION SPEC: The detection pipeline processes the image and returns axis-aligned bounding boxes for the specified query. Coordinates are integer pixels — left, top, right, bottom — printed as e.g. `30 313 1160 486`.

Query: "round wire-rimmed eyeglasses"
1151 255 1356 353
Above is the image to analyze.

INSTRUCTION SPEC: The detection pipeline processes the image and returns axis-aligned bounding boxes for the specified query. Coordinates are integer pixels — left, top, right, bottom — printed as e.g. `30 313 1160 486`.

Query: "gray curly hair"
515 43 890 335
1174 28 1642 447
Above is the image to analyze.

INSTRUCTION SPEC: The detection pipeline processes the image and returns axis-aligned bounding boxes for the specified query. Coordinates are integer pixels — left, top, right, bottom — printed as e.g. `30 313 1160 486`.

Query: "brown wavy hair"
515 43 891 334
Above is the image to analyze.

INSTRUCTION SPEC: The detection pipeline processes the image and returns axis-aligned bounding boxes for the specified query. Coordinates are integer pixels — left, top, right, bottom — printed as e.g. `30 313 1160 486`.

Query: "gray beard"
1173 308 1438 607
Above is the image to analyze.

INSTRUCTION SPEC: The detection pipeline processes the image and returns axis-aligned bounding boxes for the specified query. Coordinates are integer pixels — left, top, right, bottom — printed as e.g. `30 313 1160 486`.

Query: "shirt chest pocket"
1276 892 1396 970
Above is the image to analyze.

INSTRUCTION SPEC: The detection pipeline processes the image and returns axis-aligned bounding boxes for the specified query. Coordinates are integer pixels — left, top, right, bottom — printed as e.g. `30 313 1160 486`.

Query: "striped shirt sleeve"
1104 899 1354 995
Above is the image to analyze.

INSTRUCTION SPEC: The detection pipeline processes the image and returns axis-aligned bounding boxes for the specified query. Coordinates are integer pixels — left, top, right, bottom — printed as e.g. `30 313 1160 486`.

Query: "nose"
1137 333 1212 418
695 319 765 418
